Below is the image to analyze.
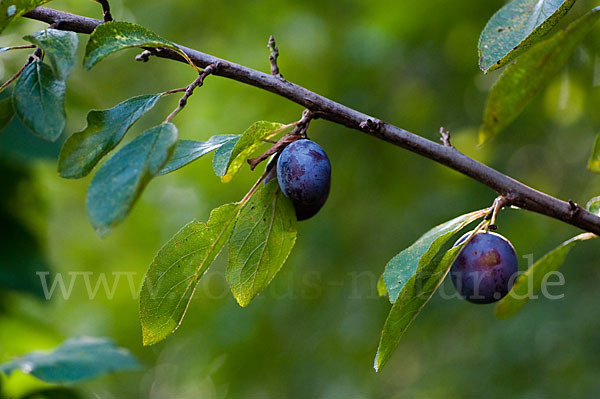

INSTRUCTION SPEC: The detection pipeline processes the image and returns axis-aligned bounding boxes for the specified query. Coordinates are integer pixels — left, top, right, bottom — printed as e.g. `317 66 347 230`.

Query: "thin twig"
94 0 113 22
470 216 492 239
440 127 452 147
484 196 509 232
164 64 216 123
161 87 187 96
0 63 27 92
267 35 283 79
248 109 313 170
0 48 40 93
0 44 36 54
20 7 600 235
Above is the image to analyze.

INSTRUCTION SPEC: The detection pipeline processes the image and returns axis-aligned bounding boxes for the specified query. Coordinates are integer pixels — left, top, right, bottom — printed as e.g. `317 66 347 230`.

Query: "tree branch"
21 6 600 235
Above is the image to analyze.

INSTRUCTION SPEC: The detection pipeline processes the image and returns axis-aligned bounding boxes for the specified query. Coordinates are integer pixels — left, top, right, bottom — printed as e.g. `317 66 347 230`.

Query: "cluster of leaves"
373 0 600 371
374 206 597 370
2 0 600 379
1 28 77 141
139 178 298 345
478 0 600 145
0 7 304 385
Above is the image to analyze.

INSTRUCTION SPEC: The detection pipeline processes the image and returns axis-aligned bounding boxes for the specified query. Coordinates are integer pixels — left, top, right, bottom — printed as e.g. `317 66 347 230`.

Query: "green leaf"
158 134 240 176
495 233 595 320
86 123 177 236
84 21 193 70
0 0 53 33
0 336 139 383
374 243 466 371
0 87 14 132
227 181 297 307
588 134 600 174
479 7 600 144
140 202 241 345
58 94 163 178
13 60 66 141
212 135 240 176
24 29 79 80
478 0 576 73
586 196 600 216
212 121 285 182
383 210 486 303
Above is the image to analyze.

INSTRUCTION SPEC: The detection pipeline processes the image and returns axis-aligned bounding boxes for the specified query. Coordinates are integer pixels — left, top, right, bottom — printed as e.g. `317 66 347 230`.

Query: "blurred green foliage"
1 0 600 397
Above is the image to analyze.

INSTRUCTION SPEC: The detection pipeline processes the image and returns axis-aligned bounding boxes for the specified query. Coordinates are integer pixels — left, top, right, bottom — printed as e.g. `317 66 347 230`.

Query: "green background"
2 0 600 397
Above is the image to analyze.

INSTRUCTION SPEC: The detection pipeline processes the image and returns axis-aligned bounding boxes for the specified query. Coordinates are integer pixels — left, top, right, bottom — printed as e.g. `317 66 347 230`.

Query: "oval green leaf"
13 60 66 141
479 7 600 144
24 29 79 80
140 202 242 345
374 243 467 371
478 0 576 73
383 209 486 303
227 181 297 307
158 134 240 175
0 336 139 383
58 94 163 178
86 123 177 236
495 233 596 320
84 21 193 70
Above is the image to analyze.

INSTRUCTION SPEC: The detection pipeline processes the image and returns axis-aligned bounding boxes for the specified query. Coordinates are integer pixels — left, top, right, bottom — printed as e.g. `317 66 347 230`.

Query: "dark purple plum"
276 139 331 220
450 231 518 304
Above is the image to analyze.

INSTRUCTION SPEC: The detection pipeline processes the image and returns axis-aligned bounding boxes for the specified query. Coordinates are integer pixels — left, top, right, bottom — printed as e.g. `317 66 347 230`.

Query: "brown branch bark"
93 0 113 22
22 6 600 235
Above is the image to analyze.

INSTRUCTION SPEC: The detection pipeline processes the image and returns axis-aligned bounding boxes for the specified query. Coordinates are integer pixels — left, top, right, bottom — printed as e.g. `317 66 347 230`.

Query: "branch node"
568 200 581 219
136 50 153 62
247 110 314 170
484 195 511 231
360 118 382 132
267 35 284 80
27 47 43 64
440 127 452 147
